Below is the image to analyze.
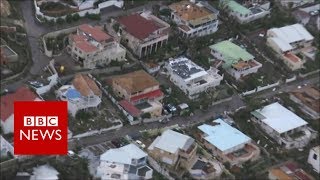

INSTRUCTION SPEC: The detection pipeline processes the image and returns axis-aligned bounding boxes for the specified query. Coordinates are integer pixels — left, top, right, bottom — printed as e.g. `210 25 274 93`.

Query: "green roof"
226 0 251 15
209 40 254 69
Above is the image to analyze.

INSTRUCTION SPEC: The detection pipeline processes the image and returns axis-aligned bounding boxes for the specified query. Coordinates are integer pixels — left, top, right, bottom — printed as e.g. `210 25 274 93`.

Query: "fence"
72 122 123 139
299 69 320 78
241 81 280 96
34 0 123 22
285 75 297 83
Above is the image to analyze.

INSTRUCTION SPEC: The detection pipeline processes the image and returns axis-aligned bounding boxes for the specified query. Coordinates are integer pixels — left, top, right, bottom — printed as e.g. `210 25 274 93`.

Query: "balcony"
225 143 259 165
179 143 197 159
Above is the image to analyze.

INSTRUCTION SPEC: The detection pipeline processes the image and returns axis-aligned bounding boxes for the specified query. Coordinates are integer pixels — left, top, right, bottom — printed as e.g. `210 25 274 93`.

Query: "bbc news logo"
14 101 68 155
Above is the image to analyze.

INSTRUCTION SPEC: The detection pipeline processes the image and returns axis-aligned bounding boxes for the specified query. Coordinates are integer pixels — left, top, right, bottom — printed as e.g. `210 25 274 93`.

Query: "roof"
198 119 251 152
210 41 254 69
269 37 293 52
72 74 102 97
32 164 59 180
290 86 320 113
311 145 320 155
130 89 163 102
100 144 147 165
78 24 111 42
167 57 208 81
119 100 142 117
268 24 314 44
112 70 159 94
226 0 251 15
117 13 161 40
148 129 194 154
1 86 39 121
252 102 308 134
269 162 313 180
75 41 98 53
169 1 215 26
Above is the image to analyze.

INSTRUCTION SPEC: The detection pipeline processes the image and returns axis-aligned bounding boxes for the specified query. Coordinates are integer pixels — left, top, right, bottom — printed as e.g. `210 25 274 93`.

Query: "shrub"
56 17 65 25
72 13 80 21
66 14 73 23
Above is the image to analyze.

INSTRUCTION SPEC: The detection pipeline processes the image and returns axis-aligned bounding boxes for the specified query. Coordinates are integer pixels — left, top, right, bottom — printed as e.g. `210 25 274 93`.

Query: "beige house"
266 24 314 71
68 24 126 69
148 129 197 169
116 11 170 58
111 70 164 118
169 1 219 38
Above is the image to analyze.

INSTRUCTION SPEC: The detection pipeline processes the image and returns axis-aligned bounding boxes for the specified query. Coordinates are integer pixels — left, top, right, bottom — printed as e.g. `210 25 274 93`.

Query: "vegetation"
85 12 101 20
141 112 151 119
49 158 91 180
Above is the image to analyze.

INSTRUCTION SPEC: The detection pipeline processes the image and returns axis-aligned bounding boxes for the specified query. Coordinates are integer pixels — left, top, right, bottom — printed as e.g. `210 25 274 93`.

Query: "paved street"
70 74 319 149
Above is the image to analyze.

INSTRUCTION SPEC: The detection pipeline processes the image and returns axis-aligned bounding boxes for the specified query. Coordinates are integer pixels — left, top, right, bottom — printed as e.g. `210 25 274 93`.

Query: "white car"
297 86 302 89
136 140 146 148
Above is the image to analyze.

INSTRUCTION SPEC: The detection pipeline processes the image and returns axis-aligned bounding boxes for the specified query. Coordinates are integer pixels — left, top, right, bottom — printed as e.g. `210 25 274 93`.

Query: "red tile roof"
119 100 141 117
118 14 161 40
0 86 39 121
78 24 111 42
71 34 87 42
130 89 163 102
75 41 98 53
285 53 301 63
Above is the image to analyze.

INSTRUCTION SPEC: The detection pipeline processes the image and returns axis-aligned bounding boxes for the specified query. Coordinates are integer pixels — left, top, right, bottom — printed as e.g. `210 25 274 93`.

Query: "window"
313 154 318 160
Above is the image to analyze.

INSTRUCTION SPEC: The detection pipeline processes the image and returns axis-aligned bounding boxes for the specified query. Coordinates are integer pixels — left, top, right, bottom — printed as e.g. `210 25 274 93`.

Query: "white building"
117 11 170 58
198 119 260 166
210 40 262 80
251 102 317 149
56 74 102 116
31 164 59 180
68 24 126 69
0 86 42 134
169 0 219 38
266 24 314 70
166 57 223 99
221 0 271 24
96 144 153 180
308 146 320 173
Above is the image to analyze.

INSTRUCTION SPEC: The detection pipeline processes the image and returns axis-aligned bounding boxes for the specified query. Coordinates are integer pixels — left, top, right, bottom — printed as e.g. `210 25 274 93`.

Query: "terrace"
226 143 260 164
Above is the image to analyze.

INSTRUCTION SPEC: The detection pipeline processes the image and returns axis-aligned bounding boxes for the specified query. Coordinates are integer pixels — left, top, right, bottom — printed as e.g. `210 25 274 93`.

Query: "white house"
68 24 126 69
308 146 320 173
166 57 223 99
266 24 314 70
0 86 42 134
221 0 271 24
96 144 153 180
198 119 260 166
56 74 102 116
210 40 262 80
169 0 219 38
251 102 317 149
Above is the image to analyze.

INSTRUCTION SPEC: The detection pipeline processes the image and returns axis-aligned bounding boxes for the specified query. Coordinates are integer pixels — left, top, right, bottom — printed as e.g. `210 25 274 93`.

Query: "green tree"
56 17 65 25
48 19 55 26
141 113 151 119
72 13 80 21
66 14 73 23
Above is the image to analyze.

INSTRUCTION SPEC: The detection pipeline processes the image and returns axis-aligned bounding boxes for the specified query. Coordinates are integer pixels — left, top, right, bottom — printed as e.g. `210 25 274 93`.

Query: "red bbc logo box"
14 101 68 155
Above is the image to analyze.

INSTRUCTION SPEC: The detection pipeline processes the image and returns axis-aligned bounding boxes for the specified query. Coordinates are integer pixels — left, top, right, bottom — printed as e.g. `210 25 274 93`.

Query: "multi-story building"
210 40 262 80
266 23 314 70
116 11 170 58
68 24 126 69
290 86 320 120
220 0 270 24
165 57 223 99
169 0 219 38
0 86 42 134
251 102 317 149
197 118 260 166
56 73 102 116
111 70 164 119
96 144 153 180
308 146 320 174
148 129 197 169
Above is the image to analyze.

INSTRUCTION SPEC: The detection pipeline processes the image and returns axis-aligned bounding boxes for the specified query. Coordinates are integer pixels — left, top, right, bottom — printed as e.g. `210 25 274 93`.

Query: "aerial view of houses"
0 0 319 179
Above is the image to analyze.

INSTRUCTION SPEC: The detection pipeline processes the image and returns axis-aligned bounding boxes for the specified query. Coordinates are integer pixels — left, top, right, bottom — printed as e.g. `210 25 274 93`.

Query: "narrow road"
70 74 319 149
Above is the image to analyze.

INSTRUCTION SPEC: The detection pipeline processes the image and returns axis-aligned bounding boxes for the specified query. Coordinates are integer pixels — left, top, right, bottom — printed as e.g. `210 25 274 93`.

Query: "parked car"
135 140 146 149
